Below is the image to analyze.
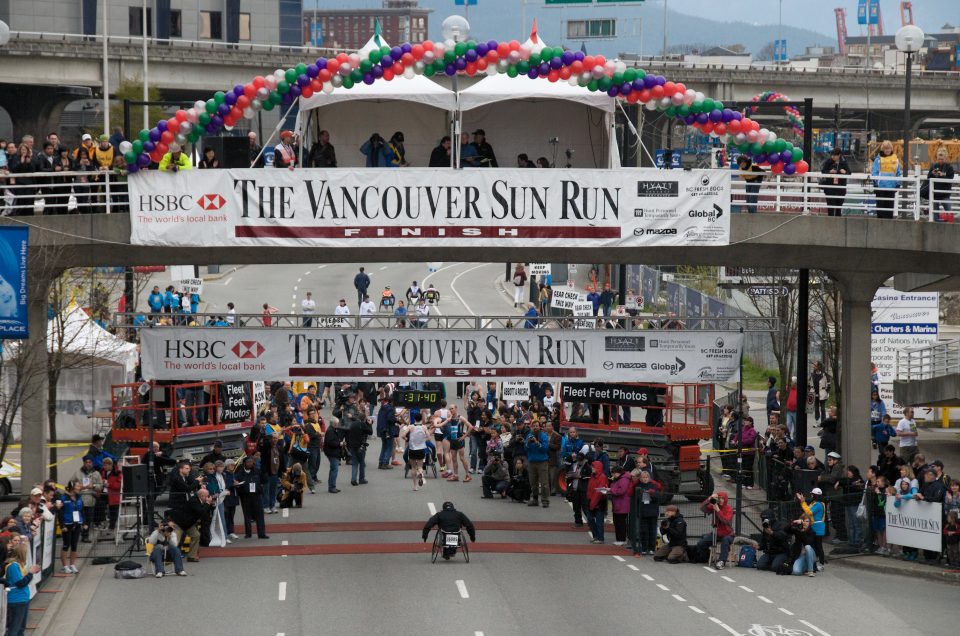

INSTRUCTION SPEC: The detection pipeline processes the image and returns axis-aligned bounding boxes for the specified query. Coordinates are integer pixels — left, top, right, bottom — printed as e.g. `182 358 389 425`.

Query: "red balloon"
727 120 741 134
497 42 510 57
301 86 314 98
594 55 606 67
770 162 785 174
175 109 188 122
713 123 726 135
383 69 395 81
477 58 488 71
796 160 809 174
486 50 499 63
236 95 250 109
701 122 714 134
392 62 404 75
466 62 477 76
150 150 163 162
583 56 595 68
422 40 434 52
663 81 676 95
559 67 571 80
637 89 651 103
319 69 332 83
253 76 266 88
508 40 520 51
326 60 340 75
627 92 639 104
674 83 685 94
243 84 256 98
651 85 664 99
411 44 425 60
401 52 414 66
310 79 322 92
570 60 583 74
230 106 242 119
166 117 179 131
547 69 560 82
336 53 348 63
160 130 174 144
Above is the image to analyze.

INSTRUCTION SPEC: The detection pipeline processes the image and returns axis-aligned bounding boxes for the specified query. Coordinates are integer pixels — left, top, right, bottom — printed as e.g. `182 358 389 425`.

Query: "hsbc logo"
198 194 226 211
232 341 265 359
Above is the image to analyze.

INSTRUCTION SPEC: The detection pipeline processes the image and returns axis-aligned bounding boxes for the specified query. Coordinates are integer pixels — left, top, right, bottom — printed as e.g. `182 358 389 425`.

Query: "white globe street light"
441 15 470 44
895 24 925 170
0 20 11 47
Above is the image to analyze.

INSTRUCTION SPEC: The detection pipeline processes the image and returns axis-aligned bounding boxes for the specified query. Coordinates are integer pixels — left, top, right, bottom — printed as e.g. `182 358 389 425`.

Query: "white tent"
46 305 139 373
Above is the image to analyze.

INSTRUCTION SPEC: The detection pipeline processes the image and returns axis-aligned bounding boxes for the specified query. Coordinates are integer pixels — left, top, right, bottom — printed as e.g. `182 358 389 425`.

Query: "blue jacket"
223 470 239 506
560 435 584 461
376 403 398 438
523 306 539 329
869 399 886 423
147 291 163 313
163 290 176 310
802 499 827 536
5 562 34 605
89 447 116 471
190 293 200 314
872 154 902 190
360 140 389 167
60 494 84 526
586 291 601 314
524 431 550 463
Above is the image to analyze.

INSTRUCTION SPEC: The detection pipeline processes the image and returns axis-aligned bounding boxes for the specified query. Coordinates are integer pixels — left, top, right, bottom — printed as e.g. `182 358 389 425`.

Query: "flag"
118 295 126 314
530 18 539 44
580 42 587 54
373 19 383 47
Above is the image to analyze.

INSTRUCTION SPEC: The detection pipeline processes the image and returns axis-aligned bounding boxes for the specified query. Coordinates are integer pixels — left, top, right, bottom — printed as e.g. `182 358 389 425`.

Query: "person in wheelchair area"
379 286 395 311
423 284 441 305
422 501 476 560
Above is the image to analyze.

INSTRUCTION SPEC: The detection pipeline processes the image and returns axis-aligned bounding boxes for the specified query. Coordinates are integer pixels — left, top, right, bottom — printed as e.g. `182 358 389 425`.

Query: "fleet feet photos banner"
139 328 744 383
128 168 731 248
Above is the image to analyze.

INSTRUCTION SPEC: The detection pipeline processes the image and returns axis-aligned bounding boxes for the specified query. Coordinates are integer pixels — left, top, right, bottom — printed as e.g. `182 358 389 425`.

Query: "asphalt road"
72 461 956 636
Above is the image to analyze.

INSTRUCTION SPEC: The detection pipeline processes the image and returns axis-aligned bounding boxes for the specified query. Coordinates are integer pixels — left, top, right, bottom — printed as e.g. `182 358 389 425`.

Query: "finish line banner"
127 168 731 248
138 328 743 383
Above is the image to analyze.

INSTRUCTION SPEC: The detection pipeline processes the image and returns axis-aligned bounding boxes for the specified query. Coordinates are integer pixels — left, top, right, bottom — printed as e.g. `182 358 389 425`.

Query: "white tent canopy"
299 74 457 112
458 73 614 113
45 305 139 373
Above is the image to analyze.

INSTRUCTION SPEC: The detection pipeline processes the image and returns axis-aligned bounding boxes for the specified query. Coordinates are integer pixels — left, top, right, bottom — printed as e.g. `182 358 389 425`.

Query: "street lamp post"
895 25 924 173
441 15 470 170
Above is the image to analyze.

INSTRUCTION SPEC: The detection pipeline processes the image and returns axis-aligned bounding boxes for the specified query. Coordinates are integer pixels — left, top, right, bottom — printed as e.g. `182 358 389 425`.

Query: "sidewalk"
827 550 960 585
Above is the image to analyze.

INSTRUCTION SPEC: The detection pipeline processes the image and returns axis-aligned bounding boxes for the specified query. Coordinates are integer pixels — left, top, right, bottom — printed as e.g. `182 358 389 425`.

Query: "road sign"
655 149 681 169
857 0 879 25
454 0 478 4
747 286 788 297
773 39 788 62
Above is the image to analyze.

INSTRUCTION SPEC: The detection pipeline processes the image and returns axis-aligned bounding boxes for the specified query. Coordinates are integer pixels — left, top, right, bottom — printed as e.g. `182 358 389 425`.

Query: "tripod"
117 495 148 562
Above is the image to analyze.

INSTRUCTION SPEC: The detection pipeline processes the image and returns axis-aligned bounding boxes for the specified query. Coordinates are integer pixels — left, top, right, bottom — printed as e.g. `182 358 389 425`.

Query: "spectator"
511 264 527 308
471 129 498 167
871 139 901 219
730 417 758 488
353 266 370 306
545 421 561 495
766 376 780 425
516 153 534 168
599 282 616 317
109 126 125 152
341 392 371 486
92 134 115 170
158 143 192 172
927 147 955 222
309 129 337 168
384 131 408 167
248 131 263 167
261 303 278 327
608 465 636 546
198 147 220 169
945 510 960 568
5 540 41 635
376 395 399 470
235 456 267 538
334 298 351 316
507 458 531 502
73 455 103 542
524 420 550 506
536 157 550 168
59 480 85 574
274 130 297 169
222 459 239 541
360 133 388 167
586 460 609 543
784 377 798 440
818 148 849 216
787 516 818 577
8 143 36 215
819 451 847 544
394 300 407 327
429 136 451 167
628 470 660 556
86 433 115 470
147 521 187 577
896 406 920 463
523 303 539 329
100 457 122 531
481 453 509 498
697 492 735 569
736 155 764 213
458 132 479 167
72 133 95 162
798 488 827 568
322 416 345 493
839 465 865 550
654 505 688 563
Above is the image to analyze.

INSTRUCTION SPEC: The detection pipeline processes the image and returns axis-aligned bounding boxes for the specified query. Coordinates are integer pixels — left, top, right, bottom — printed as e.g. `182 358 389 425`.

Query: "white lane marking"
449 263 494 315
278 582 286 601
428 502 437 516
613 555 625 562
475 632 484 636
688 606 705 614
379 265 389 270
293 286 298 291
291 294 297 299
297 278 302 283
672 594 686 602
738 585 754 593
223 277 233 286
798 620 832 636
586 532 593 539
282 508 289 518
456 580 469 599
779 607 795 616
656 583 670 591
708 616 740 636
703 566 716 573
757 595 773 604
641 574 654 581
627 564 639 571
721 575 735 583
281 540 289 546
278 633 285 636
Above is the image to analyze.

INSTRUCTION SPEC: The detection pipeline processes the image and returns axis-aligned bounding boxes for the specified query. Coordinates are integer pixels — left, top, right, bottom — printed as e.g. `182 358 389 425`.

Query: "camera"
762 519 770 528
709 497 718 505
548 137 559 144
163 525 173 533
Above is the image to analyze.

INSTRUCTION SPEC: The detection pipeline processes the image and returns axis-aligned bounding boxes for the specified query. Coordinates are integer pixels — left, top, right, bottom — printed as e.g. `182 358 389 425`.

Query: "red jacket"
786 387 798 413
701 492 734 538
102 468 123 506
587 461 609 511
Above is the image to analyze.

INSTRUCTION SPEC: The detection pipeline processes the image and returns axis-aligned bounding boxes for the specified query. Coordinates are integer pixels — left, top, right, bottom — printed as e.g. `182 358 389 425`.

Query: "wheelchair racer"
422 501 477 560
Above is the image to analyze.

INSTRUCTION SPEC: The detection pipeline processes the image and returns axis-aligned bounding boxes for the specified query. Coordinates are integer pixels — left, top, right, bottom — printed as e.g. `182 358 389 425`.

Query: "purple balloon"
127 163 139 173
607 86 619 98
721 108 734 122
767 153 780 164
780 150 793 163
684 114 696 125
465 49 478 62
371 65 384 78
574 51 584 61
632 78 645 91
205 123 219 134
233 85 245 97
486 40 498 52
619 83 632 96
306 64 319 78
562 51 575 66
225 92 238 106
709 109 723 123
144 140 156 152
455 57 467 70
211 115 223 127
401 43 412 54
643 75 657 89
732 111 742 121
538 62 550 75
137 153 150 167
548 57 560 70
156 121 167 132
655 75 666 86
289 84 301 98
282 92 294 105
754 153 767 164
363 73 375 85
217 104 231 116
527 68 539 79
783 163 797 175
476 42 489 57
297 74 309 87
696 113 709 124
316 57 328 69
390 46 402 59
148 128 161 142
445 63 457 76
380 54 393 67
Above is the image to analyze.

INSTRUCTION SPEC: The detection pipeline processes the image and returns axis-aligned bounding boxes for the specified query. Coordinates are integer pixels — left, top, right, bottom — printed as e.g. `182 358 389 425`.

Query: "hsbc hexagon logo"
198 194 226 211
232 341 265 359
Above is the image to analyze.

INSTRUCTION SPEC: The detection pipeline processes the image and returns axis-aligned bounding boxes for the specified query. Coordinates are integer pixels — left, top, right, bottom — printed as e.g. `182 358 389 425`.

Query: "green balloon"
360 60 372 73
284 69 297 84
665 106 677 118
123 150 136 164
262 99 275 111
678 104 691 117
269 91 282 104
624 69 637 83
380 46 391 57
350 69 362 82
598 76 612 91
587 80 599 92
750 142 764 155
701 99 713 112
762 141 775 153
517 60 530 74
454 41 467 56
692 100 703 113
506 65 518 78
198 112 211 126
277 80 290 94
713 101 724 111
205 99 217 114
791 148 803 162
530 54 541 66
424 65 435 77
369 49 381 63
774 139 787 153
131 140 144 154
137 129 150 143
466 40 477 50
444 49 455 63
342 77 354 89
295 63 307 76
213 91 226 104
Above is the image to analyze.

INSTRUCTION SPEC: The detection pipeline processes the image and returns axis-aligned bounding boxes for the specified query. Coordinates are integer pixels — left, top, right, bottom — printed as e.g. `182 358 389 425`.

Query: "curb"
829 553 960 585
203 264 243 282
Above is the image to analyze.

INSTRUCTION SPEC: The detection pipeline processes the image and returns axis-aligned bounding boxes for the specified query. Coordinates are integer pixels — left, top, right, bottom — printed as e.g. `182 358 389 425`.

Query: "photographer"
481 453 509 499
697 492 735 569
566 448 593 527
323 417 346 493
235 456 268 539
524 420 550 508
279 463 307 509
653 505 688 563
147 521 187 577
343 391 373 486
756 509 791 573
797 488 827 569
167 488 213 563
787 516 818 577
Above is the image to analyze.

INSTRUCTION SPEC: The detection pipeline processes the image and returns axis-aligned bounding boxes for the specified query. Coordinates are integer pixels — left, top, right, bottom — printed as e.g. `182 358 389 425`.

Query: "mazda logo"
603 361 614 370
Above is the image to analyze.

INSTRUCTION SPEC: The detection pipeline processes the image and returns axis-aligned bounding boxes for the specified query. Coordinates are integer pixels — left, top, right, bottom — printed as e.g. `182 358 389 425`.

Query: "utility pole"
661 0 668 56
102 0 109 135
142 0 149 131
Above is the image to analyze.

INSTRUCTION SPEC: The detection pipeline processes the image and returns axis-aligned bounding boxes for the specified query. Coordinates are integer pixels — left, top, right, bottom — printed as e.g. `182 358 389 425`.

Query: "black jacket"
787 525 816 560
920 478 946 503
662 514 688 547
168 470 199 509
346 415 373 451
323 427 345 457
927 162 955 200
234 466 262 497
759 524 791 556
167 493 211 531
422 508 476 542
819 157 851 188
199 450 226 468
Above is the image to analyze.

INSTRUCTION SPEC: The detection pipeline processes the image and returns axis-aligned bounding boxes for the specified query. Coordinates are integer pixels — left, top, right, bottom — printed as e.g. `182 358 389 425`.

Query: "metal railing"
112 311 777 332
896 339 960 382
625 57 957 78
3 168 957 221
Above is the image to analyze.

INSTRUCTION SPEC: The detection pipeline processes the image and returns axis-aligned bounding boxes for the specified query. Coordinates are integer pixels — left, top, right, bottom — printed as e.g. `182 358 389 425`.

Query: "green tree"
107 80 166 139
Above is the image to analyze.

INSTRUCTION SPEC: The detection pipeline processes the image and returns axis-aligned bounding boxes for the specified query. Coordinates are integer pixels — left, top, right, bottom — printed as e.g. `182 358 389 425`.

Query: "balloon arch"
122 37 809 176
746 91 805 138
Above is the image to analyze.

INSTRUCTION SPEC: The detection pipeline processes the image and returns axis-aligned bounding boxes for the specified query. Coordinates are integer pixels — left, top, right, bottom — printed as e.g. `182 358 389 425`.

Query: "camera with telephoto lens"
709 497 718 505
762 519 770 528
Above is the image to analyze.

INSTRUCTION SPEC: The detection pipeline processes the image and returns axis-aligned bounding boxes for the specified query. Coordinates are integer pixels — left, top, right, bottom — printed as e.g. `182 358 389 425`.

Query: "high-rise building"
303 0 431 52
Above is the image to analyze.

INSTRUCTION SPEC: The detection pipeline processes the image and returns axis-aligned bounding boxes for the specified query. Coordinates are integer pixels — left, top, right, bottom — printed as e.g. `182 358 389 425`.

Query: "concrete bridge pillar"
0 86 92 142
19 265 54 489
832 271 891 473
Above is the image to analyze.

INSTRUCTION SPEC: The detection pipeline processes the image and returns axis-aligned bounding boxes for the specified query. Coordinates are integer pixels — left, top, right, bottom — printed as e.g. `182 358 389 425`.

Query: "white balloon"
250 99 262 112
403 66 415 79
193 100 206 112
767 131 778 142
433 43 445 57
178 121 192 134
119 141 133 154
695 91 704 102
322 82 335 94
507 50 520 64
264 75 277 90
592 65 605 79
423 50 435 63
486 63 499 76
567 74 579 86
256 87 270 101
186 108 199 124
414 60 426 74
735 133 747 143
243 108 254 119
644 100 657 111
274 69 285 80
444 39 455 49
339 63 352 76
331 74 343 88
671 93 684 105
497 60 509 72
175 133 187 145
747 130 759 142
347 53 361 67
519 46 531 61
615 61 627 73
659 97 671 109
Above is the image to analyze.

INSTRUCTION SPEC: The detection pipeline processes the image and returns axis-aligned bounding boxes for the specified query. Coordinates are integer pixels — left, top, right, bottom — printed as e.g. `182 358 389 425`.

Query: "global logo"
231 341 265 359
198 193 226 211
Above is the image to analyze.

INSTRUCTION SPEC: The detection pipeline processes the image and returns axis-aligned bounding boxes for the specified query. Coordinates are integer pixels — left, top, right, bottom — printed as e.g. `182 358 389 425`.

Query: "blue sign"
774 39 788 62
454 0 478 4
655 149 681 169
310 22 323 47
0 228 29 339
858 0 878 25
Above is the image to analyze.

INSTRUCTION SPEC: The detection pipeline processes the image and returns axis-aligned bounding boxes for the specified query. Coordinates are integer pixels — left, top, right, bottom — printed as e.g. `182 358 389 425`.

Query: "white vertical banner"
871 290 938 419
573 301 595 329
501 381 531 404
529 263 551 277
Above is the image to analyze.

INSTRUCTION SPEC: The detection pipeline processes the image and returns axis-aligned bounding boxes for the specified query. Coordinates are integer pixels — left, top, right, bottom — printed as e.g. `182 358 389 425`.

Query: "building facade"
305 0 430 52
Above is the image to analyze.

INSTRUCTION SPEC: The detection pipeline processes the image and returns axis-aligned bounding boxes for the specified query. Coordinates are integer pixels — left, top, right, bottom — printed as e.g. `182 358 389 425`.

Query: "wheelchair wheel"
431 463 438 479
460 531 470 563
431 531 442 563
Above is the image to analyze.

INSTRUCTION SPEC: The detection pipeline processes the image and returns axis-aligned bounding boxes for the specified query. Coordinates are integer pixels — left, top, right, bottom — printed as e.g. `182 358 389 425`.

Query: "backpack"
113 560 145 579
737 545 757 568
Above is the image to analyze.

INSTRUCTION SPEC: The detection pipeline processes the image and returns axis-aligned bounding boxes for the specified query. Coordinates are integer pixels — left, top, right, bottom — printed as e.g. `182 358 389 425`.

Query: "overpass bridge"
1 31 957 141
12 195 960 486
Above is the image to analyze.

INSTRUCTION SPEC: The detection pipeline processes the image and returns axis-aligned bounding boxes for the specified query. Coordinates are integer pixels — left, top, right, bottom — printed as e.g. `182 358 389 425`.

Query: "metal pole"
662 0 668 56
123 100 131 149
796 269 810 448
102 0 109 136
143 0 149 131
903 52 913 173
735 326 744 536
146 381 155 531
618 264 626 309
777 0 782 64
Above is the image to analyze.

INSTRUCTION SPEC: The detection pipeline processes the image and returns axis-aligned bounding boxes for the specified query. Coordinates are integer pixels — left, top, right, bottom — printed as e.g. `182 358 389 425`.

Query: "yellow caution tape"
7 443 91 449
